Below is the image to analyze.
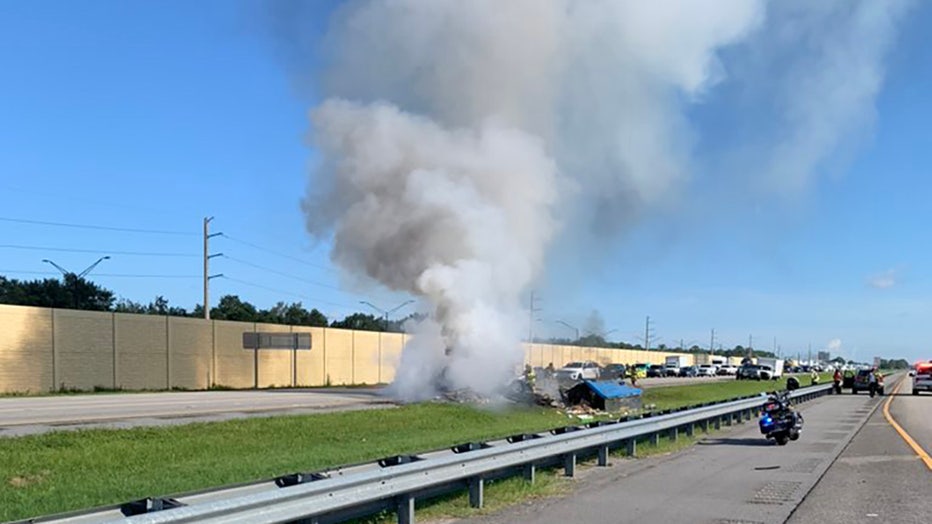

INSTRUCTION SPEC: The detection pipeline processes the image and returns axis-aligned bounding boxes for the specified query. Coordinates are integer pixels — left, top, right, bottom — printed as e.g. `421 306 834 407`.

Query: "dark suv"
851 369 884 395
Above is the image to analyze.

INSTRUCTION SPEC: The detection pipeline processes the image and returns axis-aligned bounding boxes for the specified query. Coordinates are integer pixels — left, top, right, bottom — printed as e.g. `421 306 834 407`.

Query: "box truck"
756 357 784 380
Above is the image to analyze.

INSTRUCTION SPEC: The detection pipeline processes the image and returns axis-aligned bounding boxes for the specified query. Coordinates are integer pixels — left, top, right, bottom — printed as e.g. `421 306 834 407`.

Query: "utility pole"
808 342 812 366
528 291 541 342
710 328 716 356
773 336 777 356
203 217 223 320
644 315 652 352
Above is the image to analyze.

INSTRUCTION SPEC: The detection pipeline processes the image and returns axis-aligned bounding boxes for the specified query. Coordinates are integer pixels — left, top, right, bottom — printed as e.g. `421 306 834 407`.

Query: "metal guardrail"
27 384 833 524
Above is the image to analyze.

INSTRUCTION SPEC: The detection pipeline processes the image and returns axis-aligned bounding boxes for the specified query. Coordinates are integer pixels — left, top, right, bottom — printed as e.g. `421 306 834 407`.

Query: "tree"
331 313 384 331
259 301 328 327
0 274 113 310
114 298 147 314
211 295 259 322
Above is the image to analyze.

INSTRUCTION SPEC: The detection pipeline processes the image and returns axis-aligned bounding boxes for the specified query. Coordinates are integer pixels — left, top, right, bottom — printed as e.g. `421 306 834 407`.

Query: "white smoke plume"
294 0 910 399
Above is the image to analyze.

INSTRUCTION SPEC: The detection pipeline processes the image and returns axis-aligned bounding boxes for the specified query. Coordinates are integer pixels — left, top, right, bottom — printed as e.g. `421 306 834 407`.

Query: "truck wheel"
913 389 919 395
775 433 789 446
851 389 857 394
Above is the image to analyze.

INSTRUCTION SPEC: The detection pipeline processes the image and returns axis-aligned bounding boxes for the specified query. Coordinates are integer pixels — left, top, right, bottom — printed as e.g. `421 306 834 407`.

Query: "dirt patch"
8 470 49 488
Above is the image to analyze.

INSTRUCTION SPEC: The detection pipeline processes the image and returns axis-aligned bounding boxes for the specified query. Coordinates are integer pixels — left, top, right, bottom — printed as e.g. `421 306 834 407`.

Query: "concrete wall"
0 304 698 393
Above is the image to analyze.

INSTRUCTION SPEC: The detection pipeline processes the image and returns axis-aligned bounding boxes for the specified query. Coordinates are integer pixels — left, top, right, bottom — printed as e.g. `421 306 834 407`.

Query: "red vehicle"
913 361 932 395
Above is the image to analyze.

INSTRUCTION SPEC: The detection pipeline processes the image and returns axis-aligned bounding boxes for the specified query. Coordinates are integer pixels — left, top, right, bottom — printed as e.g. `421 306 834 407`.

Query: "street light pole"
42 256 111 309
43 256 111 278
360 300 415 330
555 320 579 342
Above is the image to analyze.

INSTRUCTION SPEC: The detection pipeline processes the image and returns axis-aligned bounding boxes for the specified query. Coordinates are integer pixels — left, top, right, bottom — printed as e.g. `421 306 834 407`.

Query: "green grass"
641 373 832 411
0 375 829 522
0 404 566 522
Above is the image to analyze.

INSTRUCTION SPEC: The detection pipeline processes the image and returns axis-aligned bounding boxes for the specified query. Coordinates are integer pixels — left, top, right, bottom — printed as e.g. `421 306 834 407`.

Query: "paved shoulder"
788 378 930 523
456 394 881 524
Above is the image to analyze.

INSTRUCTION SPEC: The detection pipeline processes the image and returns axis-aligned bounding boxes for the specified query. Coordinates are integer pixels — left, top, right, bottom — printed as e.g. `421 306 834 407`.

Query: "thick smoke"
296 0 909 399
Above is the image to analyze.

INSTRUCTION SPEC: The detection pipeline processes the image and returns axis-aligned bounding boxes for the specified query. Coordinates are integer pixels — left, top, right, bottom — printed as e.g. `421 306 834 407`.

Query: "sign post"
243 332 312 389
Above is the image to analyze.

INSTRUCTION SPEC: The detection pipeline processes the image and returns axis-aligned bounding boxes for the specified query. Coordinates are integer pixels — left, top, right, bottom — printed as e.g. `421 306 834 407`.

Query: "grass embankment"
0 375 831 522
641 373 832 411
0 405 565 522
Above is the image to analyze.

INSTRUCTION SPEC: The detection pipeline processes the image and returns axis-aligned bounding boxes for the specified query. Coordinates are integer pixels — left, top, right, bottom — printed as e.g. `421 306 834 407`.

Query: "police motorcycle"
758 391 803 446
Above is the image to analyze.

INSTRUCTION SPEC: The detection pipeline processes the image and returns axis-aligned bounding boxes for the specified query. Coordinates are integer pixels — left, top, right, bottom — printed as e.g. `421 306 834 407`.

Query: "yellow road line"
882 377 932 471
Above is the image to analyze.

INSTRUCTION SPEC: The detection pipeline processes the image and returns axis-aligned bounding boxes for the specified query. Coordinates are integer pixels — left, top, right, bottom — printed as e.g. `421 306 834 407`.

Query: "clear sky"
2 1 930 364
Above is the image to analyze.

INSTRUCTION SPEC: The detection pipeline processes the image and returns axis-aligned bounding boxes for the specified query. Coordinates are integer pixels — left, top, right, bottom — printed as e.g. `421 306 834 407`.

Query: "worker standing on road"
832 368 842 394
628 364 639 388
868 367 878 396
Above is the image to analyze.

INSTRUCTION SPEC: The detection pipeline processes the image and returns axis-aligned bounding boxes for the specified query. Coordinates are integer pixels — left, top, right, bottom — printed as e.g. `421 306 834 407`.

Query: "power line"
0 216 196 236
0 244 198 257
220 276 357 311
220 234 337 273
222 255 343 292
0 269 199 278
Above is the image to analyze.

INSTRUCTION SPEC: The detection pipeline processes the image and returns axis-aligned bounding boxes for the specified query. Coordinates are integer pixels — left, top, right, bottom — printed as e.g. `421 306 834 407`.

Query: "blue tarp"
582 380 642 399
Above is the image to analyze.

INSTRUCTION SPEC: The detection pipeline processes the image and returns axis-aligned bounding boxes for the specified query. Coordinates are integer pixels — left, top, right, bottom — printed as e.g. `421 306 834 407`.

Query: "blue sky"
1 1 930 364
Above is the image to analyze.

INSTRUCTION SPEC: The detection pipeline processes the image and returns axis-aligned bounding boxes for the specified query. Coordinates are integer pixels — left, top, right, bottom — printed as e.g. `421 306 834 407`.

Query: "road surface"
0 388 394 437
456 388 886 524
788 375 930 523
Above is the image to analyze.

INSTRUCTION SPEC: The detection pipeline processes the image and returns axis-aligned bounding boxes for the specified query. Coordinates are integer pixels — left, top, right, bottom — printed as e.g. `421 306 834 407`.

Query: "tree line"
0 274 417 332
0 275 916 361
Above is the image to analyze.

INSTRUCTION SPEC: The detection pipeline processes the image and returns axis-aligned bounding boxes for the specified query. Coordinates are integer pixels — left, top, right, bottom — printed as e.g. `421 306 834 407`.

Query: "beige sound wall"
0 304 53 392
55 309 114 390
169 317 213 389
115 313 168 390
0 304 698 393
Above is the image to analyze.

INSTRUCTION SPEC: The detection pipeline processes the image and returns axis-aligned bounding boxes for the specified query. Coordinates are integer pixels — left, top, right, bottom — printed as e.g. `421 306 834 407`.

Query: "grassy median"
0 375 830 522
641 373 832 411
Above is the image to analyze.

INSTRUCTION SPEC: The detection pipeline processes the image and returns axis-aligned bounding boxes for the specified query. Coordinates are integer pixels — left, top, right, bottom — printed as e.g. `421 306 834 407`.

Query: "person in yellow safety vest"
524 364 536 388
810 368 820 385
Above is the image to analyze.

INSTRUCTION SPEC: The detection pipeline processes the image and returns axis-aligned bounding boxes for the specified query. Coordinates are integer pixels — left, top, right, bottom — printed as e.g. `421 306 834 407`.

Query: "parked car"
631 363 649 378
697 364 716 377
555 361 601 381
600 363 627 380
664 364 681 377
679 366 699 377
647 364 665 378
717 365 738 376
736 364 763 380
851 369 884 395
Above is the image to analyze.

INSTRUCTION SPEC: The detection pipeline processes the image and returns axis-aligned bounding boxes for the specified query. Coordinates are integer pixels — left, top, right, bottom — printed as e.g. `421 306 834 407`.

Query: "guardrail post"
685 423 694 437
700 419 709 433
626 439 637 457
563 453 576 477
598 445 609 466
668 427 678 442
523 463 536 483
713 417 722 430
397 494 415 524
649 432 660 446
468 476 484 508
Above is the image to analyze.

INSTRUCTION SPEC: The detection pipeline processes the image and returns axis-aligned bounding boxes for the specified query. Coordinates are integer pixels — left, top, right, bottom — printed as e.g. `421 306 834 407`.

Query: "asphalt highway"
788 374 930 523
0 388 393 437
457 388 890 524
